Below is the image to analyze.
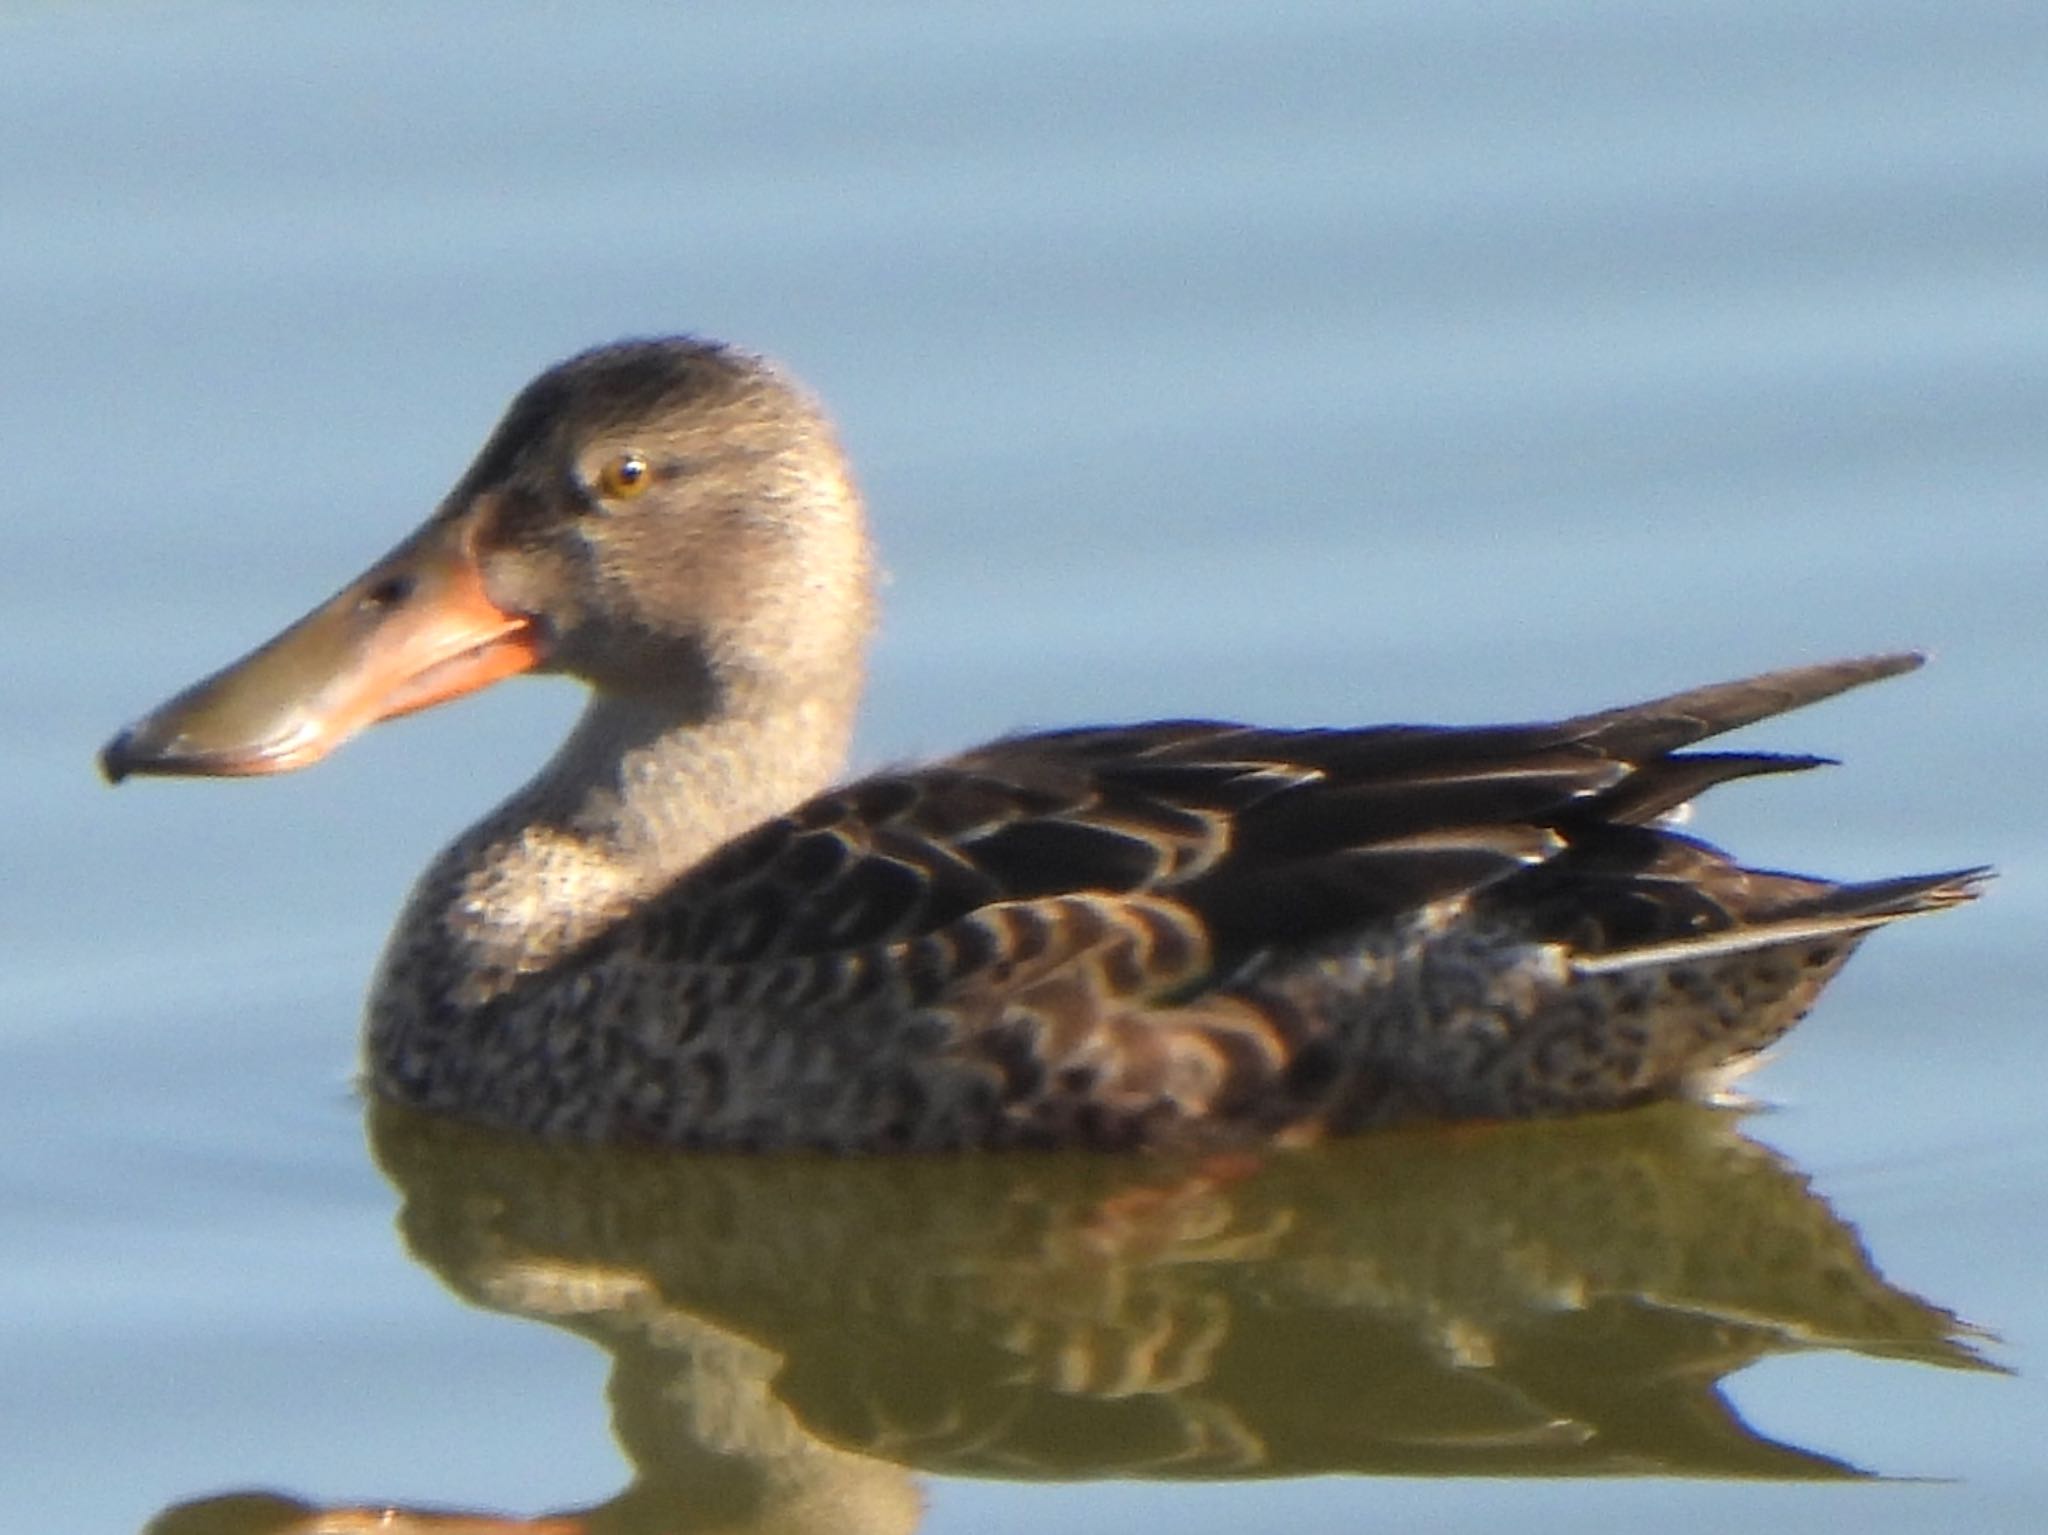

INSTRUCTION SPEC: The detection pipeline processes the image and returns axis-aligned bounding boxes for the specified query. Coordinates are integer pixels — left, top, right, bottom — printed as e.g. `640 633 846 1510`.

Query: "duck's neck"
386 682 857 1008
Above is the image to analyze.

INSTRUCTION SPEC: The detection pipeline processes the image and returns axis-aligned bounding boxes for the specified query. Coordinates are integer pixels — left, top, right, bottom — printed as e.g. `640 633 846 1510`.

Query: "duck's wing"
581 654 1985 1147
650 653 1925 974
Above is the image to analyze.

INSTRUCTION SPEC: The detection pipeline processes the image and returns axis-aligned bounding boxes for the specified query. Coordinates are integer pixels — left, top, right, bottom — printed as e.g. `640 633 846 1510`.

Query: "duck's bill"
100 518 544 783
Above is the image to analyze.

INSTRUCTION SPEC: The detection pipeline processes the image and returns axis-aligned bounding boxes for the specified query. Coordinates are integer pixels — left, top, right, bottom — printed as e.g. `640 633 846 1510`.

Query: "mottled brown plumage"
101 338 1985 1149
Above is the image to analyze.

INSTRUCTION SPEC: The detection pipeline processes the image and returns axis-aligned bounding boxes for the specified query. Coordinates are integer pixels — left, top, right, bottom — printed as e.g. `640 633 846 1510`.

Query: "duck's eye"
595 451 654 501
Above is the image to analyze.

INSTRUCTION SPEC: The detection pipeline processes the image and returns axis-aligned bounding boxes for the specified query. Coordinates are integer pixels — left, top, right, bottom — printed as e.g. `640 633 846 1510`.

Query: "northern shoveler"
101 338 1985 1149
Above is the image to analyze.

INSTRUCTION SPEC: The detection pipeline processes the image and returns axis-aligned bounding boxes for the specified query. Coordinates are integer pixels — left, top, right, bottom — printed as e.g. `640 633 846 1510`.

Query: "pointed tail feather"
1573 652 1927 757
1571 866 1991 976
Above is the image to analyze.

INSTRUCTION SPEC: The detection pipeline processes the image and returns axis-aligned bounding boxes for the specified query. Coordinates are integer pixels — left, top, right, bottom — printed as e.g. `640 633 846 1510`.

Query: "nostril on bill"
360 573 418 612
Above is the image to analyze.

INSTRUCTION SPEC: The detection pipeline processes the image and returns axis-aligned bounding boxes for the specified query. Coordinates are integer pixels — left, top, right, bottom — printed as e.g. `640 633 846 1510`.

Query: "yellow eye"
596 451 654 501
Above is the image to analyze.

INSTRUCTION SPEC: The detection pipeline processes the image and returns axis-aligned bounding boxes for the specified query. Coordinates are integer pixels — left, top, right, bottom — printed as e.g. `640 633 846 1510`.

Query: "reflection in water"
151 1105 1995 1534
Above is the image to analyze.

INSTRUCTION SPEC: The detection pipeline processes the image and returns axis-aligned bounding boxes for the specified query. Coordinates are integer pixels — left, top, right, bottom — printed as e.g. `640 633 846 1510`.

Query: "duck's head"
102 338 875 782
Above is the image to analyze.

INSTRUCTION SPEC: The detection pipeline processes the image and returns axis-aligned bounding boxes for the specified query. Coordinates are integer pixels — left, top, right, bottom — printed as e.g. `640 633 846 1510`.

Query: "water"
4 3 2045 1530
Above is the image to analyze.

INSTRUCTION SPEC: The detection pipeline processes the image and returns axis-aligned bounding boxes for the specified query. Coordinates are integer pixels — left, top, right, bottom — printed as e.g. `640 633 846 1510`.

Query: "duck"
100 337 1985 1151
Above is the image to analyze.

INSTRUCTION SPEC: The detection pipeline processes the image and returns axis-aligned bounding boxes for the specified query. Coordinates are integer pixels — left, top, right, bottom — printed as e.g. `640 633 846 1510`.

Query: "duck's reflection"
151 1104 1995 1534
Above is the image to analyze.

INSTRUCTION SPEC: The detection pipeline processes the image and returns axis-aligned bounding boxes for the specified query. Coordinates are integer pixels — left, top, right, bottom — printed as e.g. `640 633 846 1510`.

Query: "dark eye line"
625 454 690 484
